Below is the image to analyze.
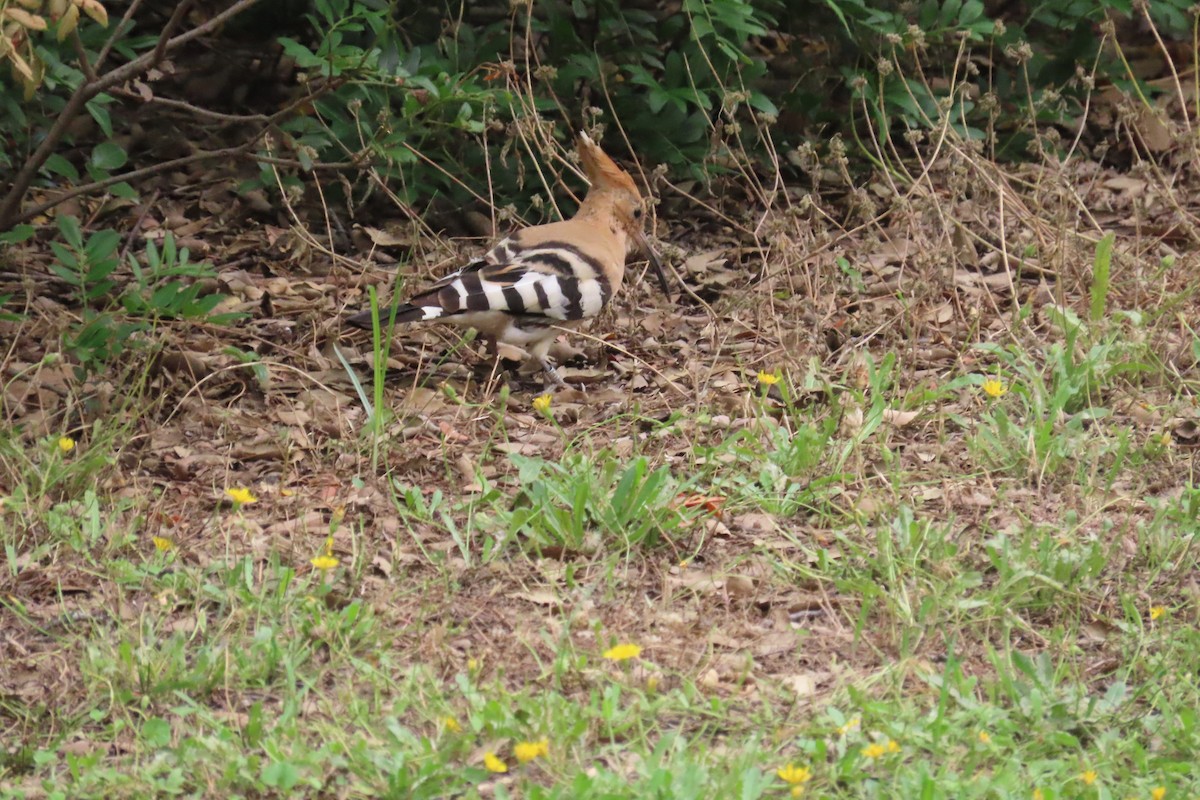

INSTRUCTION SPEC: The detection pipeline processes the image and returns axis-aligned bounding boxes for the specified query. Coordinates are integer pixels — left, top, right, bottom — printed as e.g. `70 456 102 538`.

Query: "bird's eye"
633 208 644 219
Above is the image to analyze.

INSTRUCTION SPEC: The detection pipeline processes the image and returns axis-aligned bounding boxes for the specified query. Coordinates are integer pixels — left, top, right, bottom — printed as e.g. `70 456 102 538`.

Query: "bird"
344 132 670 387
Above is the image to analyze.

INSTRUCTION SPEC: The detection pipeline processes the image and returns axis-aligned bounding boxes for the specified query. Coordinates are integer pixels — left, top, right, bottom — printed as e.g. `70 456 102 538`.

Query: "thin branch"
152 0 196 67
13 146 247 226
71 30 98 83
112 88 272 124
251 154 363 170
95 0 147 70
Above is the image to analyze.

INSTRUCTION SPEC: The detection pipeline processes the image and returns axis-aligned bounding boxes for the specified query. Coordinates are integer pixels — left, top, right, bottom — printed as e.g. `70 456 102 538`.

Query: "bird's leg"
481 334 498 360
540 357 566 390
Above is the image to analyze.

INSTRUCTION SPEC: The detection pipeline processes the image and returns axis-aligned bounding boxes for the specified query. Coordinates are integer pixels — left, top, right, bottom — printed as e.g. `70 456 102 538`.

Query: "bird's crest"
577 132 641 197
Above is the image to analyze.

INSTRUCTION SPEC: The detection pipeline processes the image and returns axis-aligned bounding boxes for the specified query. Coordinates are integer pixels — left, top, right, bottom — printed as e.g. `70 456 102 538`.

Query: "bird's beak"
634 230 671 300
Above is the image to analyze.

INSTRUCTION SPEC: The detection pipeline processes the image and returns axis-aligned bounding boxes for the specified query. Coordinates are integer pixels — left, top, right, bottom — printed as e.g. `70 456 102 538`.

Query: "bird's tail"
343 303 445 330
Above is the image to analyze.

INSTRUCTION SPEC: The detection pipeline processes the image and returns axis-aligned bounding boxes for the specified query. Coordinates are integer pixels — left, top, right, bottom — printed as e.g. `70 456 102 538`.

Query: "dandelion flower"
57 436 75 453
1032 790 1043 800
886 739 900 753
152 536 173 552
982 378 1007 398
1151 787 1165 800
602 643 642 661
483 752 507 773
977 730 991 744
311 554 339 571
1150 605 1166 621
757 370 780 386
442 716 462 733
776 764 812 785
1079 770 1097 786
467 657 480 672
533 394 553 414
514 738 549 763
224 487 258 505
790 788 805 799
863 743 887 759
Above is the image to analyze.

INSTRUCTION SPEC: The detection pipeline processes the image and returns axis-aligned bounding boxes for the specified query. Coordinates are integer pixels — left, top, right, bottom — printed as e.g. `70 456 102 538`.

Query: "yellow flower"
514 738 549 763
483 752 507 773
603 643 642 661
57 436 75 453
533 394 553 414
1151 787 1166 800
442 716 462 733
467 657 480 672
977 730 991 744
982 378 1007 398
330 507 345 529
1150 605 1166 621
790 787 805 799
776 764 812 785
1032 790 1043 800
152 536 173 552
837 717 861 736
225 487 258 505
757 370 780 386
885 739 900 753
863 743 887 759
1080 770 1097 785
311 555 339 571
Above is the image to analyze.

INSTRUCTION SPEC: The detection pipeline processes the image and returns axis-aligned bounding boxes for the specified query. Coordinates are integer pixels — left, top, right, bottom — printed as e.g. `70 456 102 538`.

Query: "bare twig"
95 0 146 70
13 146 246 226
70 30 98 83
152 0 196 68
111 89 272 124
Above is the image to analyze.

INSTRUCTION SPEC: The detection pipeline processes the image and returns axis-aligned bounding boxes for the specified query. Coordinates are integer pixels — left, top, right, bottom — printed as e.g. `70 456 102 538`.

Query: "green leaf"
86 98 113 139
57 215 83 249
0 225 35 244
1089 232 1114 322
141 717 171 747
109 182 139 200
43 154 80 181
749 91 779 116
261 760 299 790
90 142 128 171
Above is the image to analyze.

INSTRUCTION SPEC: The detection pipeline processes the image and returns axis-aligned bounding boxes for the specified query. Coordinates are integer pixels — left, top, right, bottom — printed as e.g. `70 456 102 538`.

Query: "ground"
2 130 1199 799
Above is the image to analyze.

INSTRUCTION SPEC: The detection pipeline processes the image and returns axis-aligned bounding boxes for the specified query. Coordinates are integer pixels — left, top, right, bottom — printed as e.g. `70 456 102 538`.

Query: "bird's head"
575 132 670 298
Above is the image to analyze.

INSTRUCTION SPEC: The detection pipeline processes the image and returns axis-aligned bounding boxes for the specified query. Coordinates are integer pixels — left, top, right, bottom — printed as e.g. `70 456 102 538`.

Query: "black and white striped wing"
410 243 612 322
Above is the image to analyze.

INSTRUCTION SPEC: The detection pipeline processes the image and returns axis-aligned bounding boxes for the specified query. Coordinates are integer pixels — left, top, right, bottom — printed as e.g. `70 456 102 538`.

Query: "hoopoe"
345 132 669 387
